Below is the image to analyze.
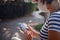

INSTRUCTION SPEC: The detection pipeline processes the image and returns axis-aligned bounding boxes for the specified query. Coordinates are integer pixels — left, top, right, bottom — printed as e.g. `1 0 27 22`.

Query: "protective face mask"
58 0 60 3
38 3 49 12
38 3 50 19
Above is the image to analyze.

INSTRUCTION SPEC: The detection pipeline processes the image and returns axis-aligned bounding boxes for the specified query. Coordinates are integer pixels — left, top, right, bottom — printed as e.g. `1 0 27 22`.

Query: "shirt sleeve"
48 14 60 32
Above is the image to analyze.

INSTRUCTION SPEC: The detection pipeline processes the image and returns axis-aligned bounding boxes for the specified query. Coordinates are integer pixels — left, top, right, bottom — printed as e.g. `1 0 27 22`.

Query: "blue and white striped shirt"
40 10 60 40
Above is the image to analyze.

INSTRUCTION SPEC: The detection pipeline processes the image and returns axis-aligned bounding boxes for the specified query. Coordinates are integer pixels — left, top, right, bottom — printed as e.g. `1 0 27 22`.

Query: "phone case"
18 23 27 31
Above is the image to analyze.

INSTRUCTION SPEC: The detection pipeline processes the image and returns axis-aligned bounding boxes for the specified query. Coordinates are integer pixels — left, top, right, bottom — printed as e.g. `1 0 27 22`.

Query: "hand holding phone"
18 23 33 39
18 23 28 31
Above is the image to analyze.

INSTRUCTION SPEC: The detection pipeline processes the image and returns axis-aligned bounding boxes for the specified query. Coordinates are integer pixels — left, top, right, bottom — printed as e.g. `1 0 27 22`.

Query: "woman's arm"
17 25 40 40
28 25 40 38
24 29 40 40
32 30 40 38
48 30 60 40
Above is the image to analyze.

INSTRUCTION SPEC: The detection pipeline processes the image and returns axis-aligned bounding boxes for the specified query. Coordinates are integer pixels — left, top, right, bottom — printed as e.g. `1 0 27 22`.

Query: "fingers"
17 26 21 30
27 30 33 36
27 25 32 30
17 26 24 34
25 30 33 38
24 31 32 40
27 34 32 40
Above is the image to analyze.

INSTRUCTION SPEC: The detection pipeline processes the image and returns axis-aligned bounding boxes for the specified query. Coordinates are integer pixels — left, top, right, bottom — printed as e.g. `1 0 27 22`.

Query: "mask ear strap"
58 0 60 3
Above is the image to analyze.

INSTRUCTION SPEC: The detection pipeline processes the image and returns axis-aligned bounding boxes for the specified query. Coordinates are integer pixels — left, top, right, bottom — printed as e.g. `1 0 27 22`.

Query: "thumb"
27 31 33 37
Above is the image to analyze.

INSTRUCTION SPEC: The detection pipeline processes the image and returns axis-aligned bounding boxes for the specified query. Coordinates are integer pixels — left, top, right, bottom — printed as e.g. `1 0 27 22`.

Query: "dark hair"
46 0 53 4
40 0 45 4
40 0 53 4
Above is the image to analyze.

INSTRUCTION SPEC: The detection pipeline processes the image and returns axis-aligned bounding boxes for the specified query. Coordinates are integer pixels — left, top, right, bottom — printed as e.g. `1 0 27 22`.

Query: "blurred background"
0 0 50 40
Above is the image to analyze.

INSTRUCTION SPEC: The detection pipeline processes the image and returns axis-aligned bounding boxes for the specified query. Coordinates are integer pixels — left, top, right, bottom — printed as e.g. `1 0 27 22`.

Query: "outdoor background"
0 0 50 40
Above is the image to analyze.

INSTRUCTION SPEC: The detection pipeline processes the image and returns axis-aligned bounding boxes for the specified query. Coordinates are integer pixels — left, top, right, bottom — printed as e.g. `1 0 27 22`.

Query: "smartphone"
18 23 28 31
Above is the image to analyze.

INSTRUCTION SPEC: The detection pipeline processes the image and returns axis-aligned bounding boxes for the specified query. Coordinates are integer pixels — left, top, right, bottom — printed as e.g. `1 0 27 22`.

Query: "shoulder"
48 12 60 22
48 11 60 40
48 12 60 32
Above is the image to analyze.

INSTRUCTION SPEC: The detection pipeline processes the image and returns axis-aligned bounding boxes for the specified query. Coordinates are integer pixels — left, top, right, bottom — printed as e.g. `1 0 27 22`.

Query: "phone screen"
18 23 27 31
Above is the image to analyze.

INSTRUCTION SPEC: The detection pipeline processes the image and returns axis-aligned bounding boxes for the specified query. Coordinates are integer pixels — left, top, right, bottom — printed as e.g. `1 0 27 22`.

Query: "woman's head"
40 0 60 12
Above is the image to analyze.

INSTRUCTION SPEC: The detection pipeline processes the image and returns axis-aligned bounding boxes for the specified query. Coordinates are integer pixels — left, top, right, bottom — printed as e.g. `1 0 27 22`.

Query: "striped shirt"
40 10 60 40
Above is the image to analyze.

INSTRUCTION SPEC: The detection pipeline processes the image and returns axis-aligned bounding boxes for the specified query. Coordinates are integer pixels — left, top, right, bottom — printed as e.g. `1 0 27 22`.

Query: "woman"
19 0 60 40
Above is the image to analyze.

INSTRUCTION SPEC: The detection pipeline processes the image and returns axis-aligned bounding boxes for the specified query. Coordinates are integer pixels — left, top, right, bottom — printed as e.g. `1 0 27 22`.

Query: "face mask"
58 0 60 3
38 3 49 12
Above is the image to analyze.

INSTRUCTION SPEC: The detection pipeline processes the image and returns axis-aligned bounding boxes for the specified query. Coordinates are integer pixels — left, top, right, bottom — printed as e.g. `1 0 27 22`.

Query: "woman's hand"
17 23 40 40
23 25 33 40
17 23 33 40
24 30 33 40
